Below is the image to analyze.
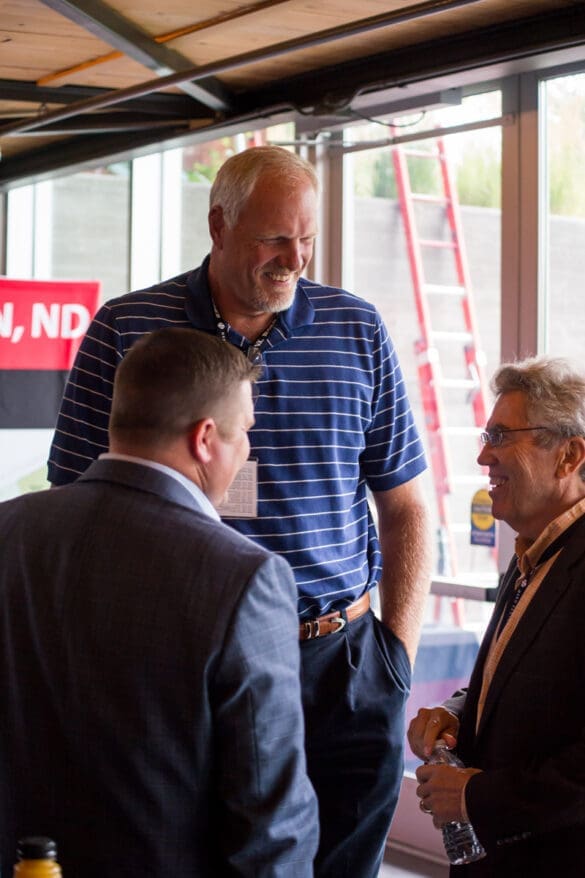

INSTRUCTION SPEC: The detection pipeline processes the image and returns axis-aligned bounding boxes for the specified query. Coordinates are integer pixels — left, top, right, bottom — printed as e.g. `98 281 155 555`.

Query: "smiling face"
477 390 572 539
209 172 318 324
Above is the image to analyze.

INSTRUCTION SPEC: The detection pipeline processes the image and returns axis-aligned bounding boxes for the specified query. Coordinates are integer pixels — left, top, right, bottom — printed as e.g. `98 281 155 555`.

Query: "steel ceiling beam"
0 126 194 187
237 3 585 116
2 115 197 134
1 0 485 139
0 80 213 117
0 107 295 189
2 2 585 189
39 0 232 111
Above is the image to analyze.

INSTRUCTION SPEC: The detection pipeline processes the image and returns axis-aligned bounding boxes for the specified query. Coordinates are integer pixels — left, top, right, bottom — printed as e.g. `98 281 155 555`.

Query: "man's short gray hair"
209 145 319 228
493 356 585 465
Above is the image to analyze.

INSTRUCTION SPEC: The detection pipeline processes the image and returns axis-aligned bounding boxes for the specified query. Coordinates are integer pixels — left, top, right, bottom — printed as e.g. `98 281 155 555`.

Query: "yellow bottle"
13 837 62 877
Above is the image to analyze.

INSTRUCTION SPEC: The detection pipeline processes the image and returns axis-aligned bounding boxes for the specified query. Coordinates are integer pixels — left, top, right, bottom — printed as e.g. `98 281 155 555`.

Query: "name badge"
218 458 258 519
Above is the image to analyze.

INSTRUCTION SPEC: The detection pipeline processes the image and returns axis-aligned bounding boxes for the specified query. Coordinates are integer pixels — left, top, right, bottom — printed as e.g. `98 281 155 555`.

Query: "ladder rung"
412 193 449 204
424 283 466 296
440 378 478 390
430 330 473 342
401 148 439 159
420 239 457 249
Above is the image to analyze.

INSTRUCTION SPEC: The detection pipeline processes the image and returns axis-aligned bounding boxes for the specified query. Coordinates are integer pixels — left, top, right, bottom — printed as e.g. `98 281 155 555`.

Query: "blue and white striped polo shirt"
48 257 427 617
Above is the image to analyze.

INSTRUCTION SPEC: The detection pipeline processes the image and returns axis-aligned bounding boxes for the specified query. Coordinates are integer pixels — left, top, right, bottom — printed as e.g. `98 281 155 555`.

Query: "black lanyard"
211 298 274 364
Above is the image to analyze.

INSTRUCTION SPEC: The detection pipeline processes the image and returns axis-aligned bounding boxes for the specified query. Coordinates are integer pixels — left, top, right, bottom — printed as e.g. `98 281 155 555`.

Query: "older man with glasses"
408 355 585 877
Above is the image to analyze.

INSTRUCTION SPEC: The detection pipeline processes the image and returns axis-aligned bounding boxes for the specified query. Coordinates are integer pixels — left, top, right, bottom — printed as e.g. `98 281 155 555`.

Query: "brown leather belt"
299 592 371 641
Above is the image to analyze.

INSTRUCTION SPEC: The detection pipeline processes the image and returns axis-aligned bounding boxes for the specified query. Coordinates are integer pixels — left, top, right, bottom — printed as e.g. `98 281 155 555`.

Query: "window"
0 125 294 500
342 92 503 587
541 71 585 357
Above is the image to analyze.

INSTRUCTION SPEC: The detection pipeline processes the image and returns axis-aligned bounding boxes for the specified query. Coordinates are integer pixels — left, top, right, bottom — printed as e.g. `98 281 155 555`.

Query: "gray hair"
492 356 585 476
209 145 319 228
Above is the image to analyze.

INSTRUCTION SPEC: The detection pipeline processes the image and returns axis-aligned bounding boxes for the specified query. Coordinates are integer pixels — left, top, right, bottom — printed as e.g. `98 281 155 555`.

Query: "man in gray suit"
0 327 318 877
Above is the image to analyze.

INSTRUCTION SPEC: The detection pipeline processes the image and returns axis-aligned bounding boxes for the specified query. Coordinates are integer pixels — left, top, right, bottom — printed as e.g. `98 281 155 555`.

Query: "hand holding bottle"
407 705 460 760
416 740 486 865
415 756 476 825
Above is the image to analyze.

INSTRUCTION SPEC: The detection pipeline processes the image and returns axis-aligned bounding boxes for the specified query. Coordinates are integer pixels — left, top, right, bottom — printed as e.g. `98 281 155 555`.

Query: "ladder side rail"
436 135 496 579
391 137 457 577
436 136 490 428
390 144 434 342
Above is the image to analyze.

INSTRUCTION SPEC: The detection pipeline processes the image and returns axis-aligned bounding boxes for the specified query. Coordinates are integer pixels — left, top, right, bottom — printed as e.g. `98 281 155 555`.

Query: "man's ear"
555 436 585 478
188 418 216 464
208 205 226 248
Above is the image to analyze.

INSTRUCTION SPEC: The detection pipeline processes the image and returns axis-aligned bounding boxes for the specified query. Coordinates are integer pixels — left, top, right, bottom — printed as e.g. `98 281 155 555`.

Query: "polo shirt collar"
279 277 315 332
184 255 315 336
184 255 216 331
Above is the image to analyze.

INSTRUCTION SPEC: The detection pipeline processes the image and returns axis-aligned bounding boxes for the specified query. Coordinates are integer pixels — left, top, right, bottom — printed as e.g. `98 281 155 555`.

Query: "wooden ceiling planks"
1 0 584 187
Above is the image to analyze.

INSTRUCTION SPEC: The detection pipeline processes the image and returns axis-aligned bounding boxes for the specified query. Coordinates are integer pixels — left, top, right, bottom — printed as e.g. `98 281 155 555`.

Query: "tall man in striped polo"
48 145 432 878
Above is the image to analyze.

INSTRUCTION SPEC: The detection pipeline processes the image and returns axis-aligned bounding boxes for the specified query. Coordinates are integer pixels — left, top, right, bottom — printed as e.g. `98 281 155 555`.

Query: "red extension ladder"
391 132 490 619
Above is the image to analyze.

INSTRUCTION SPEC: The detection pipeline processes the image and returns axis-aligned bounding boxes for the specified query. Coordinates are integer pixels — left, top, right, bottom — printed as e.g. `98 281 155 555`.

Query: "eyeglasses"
479 426 553 447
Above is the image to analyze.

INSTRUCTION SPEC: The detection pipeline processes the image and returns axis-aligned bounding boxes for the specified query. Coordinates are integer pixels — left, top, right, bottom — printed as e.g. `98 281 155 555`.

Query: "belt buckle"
331 615 346 634
302 619 320 640
302 615 346 640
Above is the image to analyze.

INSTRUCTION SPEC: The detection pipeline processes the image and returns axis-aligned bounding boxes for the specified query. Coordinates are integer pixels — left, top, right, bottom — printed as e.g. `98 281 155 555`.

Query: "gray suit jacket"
445 513 585 876
0 458 318 876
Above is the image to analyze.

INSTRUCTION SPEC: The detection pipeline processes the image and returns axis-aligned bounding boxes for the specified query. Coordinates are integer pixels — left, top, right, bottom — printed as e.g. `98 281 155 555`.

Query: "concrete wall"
353 196 503 576
49 175 212 301
51 173 130 300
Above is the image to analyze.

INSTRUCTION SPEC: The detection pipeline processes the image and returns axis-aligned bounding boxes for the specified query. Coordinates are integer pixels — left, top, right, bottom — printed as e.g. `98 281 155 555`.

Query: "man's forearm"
375 481 433 664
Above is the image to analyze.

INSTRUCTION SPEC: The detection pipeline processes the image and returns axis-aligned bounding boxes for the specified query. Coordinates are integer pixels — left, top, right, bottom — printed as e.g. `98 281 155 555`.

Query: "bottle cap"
16 837 58 860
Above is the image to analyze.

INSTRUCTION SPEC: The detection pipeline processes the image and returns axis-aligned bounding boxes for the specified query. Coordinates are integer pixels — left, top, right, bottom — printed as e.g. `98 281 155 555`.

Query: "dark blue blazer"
0 458 318 876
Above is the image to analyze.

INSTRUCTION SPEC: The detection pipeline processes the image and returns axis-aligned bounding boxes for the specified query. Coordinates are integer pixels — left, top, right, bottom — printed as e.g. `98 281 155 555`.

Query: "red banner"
0 277 101 370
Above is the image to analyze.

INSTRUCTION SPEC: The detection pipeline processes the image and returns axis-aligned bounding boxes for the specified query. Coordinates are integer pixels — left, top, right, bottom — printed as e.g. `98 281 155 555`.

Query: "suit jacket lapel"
459 559 518 748
473 516 585 742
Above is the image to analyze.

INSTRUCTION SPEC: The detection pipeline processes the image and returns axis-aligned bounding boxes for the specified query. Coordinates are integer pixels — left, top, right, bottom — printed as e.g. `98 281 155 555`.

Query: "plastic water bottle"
13 837 63 876
429 740 486 865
